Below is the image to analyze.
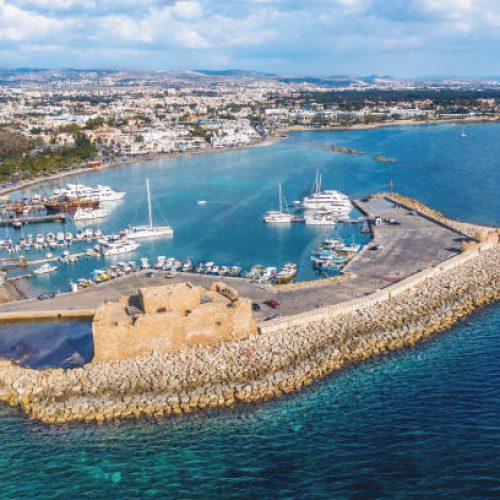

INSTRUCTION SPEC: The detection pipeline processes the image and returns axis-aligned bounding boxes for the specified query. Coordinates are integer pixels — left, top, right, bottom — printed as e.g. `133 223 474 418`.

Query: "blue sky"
1 0 500 76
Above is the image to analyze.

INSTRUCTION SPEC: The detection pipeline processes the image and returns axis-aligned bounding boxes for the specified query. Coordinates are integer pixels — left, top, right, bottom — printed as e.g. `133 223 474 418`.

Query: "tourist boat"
276 263 298 284
297 171 352 215
44 198 99 213
71 207 108 221
51 183 125 203
33 263 58 275
263 182 295 223
124 179 174 239
100 240 140 256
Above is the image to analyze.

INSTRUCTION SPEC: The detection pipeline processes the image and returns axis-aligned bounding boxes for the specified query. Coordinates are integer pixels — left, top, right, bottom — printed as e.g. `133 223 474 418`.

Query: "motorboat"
71 207 108 220
100 240 140 256
263 182 295 223
304 213 337 225
124 179 174 239
321 238 344 249
197 200 207 205
33 263 58 275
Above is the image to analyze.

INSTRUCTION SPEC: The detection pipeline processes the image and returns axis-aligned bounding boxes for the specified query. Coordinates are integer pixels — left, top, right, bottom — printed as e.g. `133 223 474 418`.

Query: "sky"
1 0 500 77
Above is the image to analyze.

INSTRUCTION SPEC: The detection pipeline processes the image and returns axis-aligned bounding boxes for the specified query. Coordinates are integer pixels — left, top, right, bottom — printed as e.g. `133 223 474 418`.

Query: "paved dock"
0 198 463 322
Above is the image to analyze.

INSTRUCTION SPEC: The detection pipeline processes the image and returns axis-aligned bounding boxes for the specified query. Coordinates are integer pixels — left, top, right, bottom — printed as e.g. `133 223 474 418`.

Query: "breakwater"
0 231 498 424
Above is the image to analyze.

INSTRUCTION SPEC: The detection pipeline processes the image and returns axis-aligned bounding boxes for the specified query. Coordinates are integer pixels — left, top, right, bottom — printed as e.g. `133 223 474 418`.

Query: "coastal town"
1 69 500 185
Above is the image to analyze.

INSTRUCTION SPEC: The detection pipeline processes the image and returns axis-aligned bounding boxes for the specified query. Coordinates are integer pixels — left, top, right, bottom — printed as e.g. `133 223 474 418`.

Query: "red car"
264 299 281 309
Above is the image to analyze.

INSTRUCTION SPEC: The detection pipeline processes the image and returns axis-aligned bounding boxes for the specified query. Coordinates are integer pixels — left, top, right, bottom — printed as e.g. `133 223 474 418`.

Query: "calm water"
1 123 499 497
0 320 92 369
9 122 500 295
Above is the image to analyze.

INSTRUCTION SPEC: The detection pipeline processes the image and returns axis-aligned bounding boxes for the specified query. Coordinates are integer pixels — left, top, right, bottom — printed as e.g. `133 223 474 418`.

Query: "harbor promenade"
0 198 462 322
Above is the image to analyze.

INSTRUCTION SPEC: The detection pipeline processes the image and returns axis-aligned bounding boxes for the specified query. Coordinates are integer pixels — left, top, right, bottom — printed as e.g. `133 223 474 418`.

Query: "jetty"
0 213 67 226
0 194 498 425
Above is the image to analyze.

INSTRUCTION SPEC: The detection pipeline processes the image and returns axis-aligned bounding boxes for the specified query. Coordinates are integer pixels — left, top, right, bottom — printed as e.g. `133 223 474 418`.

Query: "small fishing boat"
246 264 264 280
197 200 207 205
277 263 298 284
140 257 151 270
228 264 242 277
258 267 277 284
33 263 58 275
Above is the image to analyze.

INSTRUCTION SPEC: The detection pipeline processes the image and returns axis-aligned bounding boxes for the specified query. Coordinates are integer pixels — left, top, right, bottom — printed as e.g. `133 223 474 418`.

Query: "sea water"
0 123 499 497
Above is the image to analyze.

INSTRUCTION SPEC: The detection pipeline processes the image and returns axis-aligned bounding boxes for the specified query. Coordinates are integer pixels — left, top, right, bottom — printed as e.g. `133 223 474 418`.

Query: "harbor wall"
0 239 497 425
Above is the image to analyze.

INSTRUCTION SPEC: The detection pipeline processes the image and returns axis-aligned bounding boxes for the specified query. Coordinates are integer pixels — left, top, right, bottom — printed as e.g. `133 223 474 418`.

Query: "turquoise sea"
0 123 499 497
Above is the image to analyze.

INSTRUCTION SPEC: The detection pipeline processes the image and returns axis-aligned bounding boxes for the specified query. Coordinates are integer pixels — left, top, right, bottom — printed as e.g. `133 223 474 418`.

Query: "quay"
0 197 465 321
0 194 497 425
0 213 66 226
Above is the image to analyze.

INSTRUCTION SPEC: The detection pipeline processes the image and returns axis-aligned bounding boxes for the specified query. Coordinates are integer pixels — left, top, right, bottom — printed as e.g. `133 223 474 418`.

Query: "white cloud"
0 0 66 41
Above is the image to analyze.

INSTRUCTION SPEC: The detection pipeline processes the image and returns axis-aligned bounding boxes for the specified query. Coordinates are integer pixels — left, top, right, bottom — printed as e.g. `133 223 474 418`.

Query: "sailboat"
124 179 174 239
263 182 295 223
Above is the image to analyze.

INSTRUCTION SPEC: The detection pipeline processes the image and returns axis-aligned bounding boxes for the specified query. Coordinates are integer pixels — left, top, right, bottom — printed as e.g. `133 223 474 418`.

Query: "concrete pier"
0 194 497 425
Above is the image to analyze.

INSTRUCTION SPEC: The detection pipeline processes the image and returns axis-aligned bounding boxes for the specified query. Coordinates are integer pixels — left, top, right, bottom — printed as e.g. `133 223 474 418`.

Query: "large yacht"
299 171 352 215
51 183 125 202
263 182 295 223
124 179 174 239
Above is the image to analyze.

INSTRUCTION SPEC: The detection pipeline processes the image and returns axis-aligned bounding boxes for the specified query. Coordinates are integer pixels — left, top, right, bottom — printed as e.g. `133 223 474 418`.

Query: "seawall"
0 238 498 424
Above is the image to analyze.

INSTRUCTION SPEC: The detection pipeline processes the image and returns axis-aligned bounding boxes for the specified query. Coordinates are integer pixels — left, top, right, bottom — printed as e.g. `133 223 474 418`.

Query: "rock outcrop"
92 282 258 362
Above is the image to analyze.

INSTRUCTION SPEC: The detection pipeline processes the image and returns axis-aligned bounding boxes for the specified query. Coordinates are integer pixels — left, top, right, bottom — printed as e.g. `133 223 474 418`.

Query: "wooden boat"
45 198 99 213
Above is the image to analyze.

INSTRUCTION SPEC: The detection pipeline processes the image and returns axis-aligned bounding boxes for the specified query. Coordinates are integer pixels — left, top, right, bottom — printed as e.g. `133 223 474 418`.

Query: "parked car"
252 303 262 312
37 292 56 300
264 299 281 309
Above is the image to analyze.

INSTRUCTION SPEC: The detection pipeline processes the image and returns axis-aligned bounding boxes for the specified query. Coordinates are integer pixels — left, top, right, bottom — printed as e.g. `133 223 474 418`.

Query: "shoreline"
283 115 500 132
3 115 499 199
0 197 497 425
0 136 281 198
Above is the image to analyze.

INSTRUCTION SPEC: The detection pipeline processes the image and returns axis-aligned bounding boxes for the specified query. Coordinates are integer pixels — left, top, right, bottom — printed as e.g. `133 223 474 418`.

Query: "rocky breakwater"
0 236 498 425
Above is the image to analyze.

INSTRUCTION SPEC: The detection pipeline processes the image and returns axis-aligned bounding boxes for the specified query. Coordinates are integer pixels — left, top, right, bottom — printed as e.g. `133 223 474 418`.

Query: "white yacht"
304 213 338 226
263 182 295 223
299 171 352 215
124 179 174 239
51 183 125 202
33 263 58 275
71 207 108 220
100 240 140 256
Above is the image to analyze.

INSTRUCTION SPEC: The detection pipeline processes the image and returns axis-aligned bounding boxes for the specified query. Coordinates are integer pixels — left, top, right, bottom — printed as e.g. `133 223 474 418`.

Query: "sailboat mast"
146 179 153 229
278 182 283 213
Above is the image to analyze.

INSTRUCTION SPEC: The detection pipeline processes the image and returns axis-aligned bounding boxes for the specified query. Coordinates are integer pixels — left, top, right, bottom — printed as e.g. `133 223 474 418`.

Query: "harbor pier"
0 195 498 424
